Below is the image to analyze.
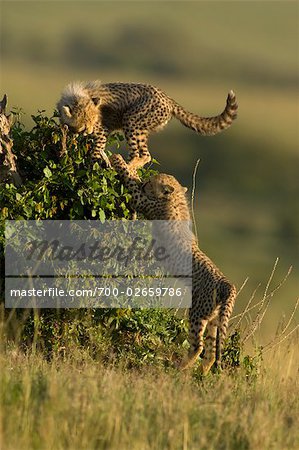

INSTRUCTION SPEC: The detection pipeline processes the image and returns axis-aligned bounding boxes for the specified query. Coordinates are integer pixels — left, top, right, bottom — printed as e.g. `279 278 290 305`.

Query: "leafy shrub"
222 330 262 379
0 111 188 367
1 111 136 223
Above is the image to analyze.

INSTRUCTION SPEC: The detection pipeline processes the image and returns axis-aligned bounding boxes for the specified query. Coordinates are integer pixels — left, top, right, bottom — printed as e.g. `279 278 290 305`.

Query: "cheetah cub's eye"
62 105 72 118
163 185 175 195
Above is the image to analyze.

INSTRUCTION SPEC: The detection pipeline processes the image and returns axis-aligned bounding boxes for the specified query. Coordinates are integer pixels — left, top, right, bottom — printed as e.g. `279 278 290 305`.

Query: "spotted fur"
57 81 238 168
110 153 236 374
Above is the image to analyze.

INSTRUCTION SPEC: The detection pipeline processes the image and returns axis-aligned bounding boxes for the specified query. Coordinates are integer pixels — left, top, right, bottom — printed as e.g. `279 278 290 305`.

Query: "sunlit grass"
1 273 298 450
1 337 298 450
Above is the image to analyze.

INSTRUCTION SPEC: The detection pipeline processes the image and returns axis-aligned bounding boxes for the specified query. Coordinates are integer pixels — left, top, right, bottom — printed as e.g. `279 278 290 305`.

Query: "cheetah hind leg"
215 328 221 369
126 131 151 170
200 318 218 375
216 298 235 370
179 319 208 370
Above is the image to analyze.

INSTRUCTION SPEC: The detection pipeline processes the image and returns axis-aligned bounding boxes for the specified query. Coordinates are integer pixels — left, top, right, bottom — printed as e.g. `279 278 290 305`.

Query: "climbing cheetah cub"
110 153 237 374
57 81 238 168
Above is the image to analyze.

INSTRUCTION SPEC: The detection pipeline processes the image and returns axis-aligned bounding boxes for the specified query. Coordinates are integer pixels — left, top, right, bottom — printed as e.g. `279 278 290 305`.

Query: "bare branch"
59 124 68 157
0 94 7 113
0 94 22 186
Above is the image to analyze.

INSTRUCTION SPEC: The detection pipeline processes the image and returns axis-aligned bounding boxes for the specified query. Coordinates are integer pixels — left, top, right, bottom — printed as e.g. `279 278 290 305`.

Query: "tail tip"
228 89 236 99
227 90 238 116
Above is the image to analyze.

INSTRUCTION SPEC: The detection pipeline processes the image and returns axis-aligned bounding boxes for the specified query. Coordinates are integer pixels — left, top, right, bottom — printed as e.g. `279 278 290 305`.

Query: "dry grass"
1 263 298 450
0 336 298 450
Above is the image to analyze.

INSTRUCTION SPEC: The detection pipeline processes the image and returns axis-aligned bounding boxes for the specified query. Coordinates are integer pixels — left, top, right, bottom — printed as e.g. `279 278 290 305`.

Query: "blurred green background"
1 1 298 337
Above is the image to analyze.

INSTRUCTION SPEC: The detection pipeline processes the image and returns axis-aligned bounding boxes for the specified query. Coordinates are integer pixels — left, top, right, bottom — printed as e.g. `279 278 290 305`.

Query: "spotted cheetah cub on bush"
57 81 238 168
110 153 237 374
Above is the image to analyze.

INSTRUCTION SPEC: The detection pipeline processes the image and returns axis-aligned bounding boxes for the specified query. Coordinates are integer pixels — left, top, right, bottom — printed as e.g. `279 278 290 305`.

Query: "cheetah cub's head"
142 174 188 201
57 82 100 135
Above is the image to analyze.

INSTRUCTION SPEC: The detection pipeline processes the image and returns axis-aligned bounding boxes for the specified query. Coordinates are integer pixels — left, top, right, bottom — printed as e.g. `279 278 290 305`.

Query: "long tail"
172 91 238 136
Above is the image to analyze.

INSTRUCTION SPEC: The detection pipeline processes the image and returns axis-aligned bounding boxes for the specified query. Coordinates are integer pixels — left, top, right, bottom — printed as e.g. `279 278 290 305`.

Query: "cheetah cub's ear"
183 187 188 193
91 97 101 107
62 105 72 118
7 114 14 126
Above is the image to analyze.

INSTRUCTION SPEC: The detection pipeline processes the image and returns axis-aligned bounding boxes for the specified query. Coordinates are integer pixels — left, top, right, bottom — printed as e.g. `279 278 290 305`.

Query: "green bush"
0 111 188 367
1 111 136 222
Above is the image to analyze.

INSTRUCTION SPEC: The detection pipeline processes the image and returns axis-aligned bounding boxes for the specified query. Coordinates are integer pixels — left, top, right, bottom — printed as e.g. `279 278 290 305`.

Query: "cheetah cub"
57 81 238 168
110 153 237 374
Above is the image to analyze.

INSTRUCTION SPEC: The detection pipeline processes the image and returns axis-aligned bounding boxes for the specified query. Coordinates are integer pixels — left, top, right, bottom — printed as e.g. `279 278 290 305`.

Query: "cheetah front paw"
92 149 112 168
